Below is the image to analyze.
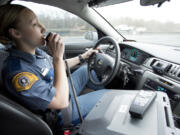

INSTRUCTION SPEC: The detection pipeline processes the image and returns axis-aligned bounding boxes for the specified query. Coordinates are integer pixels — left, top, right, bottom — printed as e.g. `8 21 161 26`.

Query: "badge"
12 72 39 92
44 68 54 82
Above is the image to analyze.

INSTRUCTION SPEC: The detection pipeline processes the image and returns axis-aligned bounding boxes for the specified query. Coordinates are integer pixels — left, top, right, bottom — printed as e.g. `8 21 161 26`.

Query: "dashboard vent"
178 73 180 78
150 59 157 66
148 58 180 79
168 64 179 76
165 64 172 73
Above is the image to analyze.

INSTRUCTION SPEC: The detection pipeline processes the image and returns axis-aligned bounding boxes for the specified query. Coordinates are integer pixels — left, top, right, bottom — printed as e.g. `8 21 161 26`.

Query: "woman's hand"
47 33 69 109
46 33 64 60
81 48 99 59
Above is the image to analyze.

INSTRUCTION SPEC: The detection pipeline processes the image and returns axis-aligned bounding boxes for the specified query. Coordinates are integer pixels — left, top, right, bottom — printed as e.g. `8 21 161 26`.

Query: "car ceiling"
0 0 133 10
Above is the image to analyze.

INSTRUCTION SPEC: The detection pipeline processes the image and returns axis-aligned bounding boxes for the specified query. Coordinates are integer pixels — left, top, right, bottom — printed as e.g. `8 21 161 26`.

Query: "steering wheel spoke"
89 60 95 69
88 53 96 68
101 72 109 81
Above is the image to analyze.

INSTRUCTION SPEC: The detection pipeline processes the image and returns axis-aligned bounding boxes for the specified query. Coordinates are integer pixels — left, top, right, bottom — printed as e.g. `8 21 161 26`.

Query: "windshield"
95 0 180 46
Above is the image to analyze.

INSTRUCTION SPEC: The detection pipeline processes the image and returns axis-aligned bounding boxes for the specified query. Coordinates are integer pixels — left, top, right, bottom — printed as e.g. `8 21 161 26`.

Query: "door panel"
64 40 96 71
65 41 95 58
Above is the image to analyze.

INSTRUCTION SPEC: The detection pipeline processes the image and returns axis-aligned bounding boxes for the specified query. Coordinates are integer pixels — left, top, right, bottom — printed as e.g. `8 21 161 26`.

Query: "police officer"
0 4 108 126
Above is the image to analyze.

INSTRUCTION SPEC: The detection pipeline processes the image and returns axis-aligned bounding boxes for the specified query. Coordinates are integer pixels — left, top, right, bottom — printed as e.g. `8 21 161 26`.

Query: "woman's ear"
8 28 21 39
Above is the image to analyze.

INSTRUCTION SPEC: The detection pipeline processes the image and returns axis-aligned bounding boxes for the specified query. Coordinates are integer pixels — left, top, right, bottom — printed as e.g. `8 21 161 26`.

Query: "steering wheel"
88 36 121 86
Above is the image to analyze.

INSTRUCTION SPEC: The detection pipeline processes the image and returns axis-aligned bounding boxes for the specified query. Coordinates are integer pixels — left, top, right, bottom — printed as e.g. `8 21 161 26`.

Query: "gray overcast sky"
96 0 180 23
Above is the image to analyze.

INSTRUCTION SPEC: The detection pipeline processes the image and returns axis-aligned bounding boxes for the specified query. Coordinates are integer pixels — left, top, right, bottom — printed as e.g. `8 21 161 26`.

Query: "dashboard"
104 42 180 95
117 42 180 96
121 46 150 65
105 44 151 65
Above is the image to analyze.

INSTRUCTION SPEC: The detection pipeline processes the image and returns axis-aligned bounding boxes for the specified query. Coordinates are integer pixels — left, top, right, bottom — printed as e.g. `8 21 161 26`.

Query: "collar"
8 47 45 64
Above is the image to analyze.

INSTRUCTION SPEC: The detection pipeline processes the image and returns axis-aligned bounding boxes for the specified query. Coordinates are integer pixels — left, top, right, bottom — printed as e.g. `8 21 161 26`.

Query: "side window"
38 11 97 43
12 1 97 43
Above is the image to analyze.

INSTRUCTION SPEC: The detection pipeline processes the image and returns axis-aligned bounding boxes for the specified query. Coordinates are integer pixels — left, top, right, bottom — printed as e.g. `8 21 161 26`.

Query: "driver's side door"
64 40 95 71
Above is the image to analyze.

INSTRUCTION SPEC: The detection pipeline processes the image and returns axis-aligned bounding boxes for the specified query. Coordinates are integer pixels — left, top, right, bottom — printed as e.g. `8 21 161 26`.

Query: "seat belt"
61 55 83 126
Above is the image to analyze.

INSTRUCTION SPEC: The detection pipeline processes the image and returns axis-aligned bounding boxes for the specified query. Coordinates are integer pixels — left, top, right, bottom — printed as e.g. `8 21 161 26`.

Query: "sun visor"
88 0 133 7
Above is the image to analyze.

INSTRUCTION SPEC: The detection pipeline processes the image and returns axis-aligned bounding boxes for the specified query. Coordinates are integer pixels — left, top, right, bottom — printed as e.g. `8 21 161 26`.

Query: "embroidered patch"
12 72 39 92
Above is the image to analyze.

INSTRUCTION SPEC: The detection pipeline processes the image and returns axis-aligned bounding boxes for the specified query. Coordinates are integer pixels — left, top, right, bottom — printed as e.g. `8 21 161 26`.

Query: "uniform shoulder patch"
12 72 39 92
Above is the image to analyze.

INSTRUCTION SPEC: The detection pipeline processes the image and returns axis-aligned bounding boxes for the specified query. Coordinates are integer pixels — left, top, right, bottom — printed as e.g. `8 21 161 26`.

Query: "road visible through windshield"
124 33 180 47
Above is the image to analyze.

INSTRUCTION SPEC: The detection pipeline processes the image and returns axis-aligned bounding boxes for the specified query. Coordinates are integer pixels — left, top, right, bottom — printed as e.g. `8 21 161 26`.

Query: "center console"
79 90 178 135
137 70 180 128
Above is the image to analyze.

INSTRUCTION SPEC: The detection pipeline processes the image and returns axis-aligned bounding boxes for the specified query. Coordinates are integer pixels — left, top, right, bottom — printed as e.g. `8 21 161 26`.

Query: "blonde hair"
0 4 29 45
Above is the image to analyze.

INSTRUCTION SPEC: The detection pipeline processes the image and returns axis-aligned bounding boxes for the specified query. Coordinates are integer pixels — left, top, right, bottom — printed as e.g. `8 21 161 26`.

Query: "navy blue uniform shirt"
2 47 56 111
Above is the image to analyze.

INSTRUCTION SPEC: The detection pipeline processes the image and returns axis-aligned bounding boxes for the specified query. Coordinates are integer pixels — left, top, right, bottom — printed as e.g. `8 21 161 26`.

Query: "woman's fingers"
46 33 64 59
88 48 98 54
82 48 99 59
53 34 60 45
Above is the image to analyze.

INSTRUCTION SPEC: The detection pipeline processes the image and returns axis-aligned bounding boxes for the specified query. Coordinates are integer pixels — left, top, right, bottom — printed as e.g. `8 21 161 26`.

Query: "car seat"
0 44 53 135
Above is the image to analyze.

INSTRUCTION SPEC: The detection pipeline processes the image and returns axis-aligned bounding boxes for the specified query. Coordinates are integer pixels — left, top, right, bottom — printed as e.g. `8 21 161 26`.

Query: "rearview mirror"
84 31 98 41
140 0 170 7
88 0 133 7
